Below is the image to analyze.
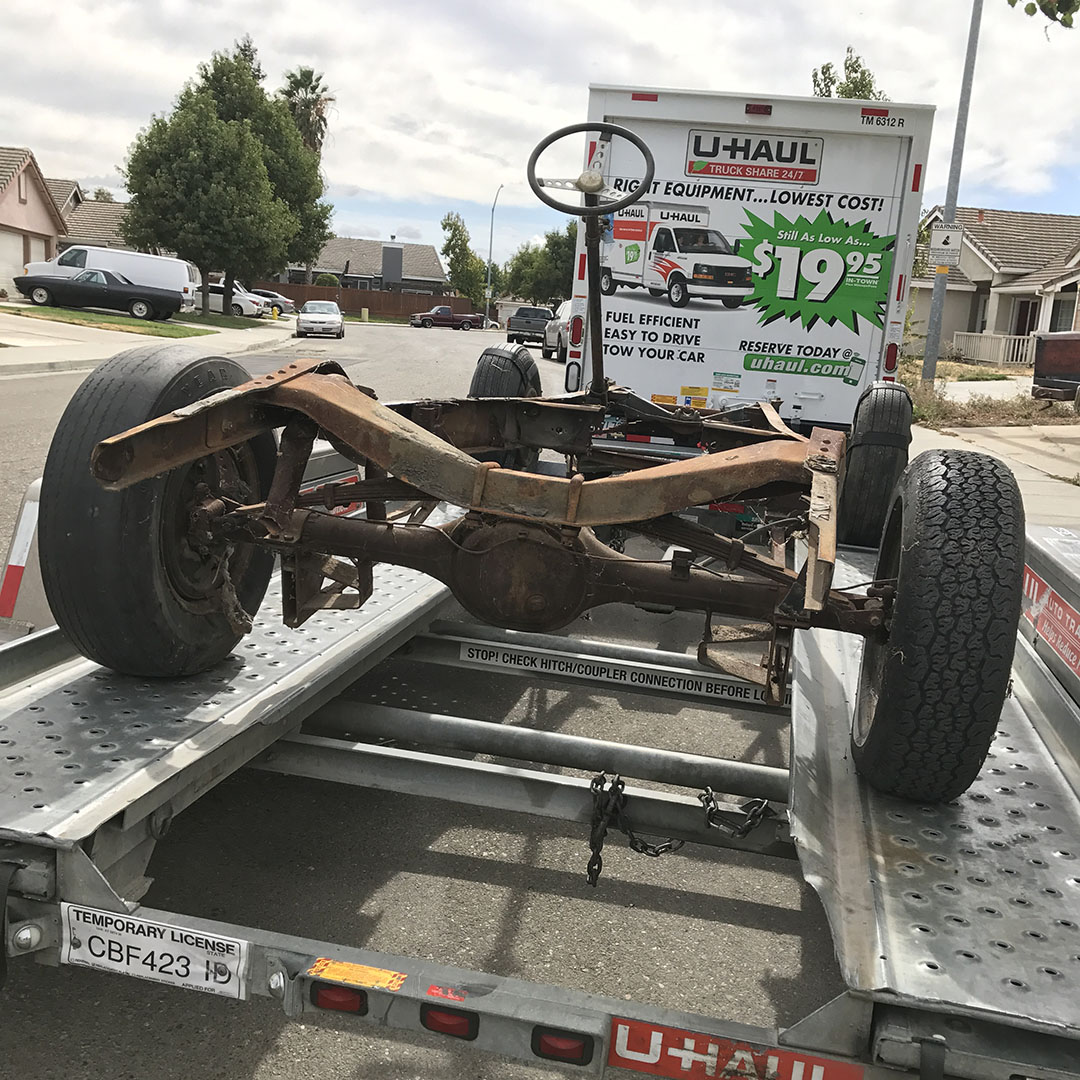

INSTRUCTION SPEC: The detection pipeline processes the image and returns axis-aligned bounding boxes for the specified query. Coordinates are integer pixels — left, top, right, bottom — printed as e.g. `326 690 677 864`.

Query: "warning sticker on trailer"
608 1017 864 1080
60 904 249 999
306 958 407 991
457 642 790 707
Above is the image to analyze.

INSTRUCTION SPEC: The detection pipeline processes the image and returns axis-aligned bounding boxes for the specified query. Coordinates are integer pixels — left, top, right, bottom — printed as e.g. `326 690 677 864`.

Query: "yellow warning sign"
679 386 708 396
305 958 407 991
650 394 677 405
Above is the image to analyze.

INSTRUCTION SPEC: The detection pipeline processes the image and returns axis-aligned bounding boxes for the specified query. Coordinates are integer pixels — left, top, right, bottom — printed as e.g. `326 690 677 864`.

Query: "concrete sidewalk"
0 308 295 375
911 424 1080 527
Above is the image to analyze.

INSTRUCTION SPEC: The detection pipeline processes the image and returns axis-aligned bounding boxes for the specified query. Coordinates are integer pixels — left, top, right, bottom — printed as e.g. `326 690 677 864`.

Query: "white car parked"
296 300 345 338
203 283 264 317
542 300 571 363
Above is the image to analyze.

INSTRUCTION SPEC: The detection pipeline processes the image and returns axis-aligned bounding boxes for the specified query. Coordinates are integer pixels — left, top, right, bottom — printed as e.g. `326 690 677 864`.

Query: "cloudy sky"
4 0 1078 267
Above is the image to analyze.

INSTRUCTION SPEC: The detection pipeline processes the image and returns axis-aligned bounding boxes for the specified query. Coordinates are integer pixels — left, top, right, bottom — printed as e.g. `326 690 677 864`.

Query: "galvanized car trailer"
1 501 1080 1078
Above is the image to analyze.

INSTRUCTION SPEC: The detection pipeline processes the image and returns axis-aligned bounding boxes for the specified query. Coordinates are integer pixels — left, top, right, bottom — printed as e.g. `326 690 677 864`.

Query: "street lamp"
485 183 504 327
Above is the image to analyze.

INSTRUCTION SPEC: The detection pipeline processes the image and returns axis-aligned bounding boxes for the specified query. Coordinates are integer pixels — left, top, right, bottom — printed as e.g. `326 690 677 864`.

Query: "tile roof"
1001 250 1080 291
0 146 31 195
44 178 82 212
930 206 1080 272
311 237 447 282
63 199 131 246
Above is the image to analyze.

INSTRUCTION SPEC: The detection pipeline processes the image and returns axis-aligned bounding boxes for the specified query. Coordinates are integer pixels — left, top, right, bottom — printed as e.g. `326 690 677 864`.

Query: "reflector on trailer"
884 343 898 372
745 103 772 115
569 315 584 347
310 982 368 1014
531 1026 594 1065
420 1003 479 1040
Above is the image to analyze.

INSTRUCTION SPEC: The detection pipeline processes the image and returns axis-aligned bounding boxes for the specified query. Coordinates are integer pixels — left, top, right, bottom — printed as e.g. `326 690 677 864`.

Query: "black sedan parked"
15 269 184 321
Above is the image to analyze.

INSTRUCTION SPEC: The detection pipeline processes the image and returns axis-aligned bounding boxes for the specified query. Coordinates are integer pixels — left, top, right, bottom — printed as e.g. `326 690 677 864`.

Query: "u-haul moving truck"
601 202 755 309
566 85 934 430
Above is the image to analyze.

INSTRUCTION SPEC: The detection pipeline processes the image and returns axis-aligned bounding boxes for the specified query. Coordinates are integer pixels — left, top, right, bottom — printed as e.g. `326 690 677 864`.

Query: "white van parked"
24 246 200 312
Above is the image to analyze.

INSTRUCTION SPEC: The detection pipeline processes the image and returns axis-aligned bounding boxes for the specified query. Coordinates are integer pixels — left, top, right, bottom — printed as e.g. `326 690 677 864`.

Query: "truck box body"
567 86 934 429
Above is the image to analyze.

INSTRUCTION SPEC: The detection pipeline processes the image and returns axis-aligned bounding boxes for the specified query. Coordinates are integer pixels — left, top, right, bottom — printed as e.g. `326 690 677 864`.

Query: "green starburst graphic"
740 209 895 333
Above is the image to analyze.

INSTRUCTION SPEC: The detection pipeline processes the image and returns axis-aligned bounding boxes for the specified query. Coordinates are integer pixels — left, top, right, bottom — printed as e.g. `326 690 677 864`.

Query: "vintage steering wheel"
526 122 655 217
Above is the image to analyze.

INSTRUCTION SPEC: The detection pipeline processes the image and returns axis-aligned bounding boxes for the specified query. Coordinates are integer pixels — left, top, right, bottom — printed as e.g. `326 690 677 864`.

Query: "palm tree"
280 66 335 156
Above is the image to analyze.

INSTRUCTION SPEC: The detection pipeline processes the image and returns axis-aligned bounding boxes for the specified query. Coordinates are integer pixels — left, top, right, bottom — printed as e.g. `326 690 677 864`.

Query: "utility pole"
485 184 504 326
921 0 983 386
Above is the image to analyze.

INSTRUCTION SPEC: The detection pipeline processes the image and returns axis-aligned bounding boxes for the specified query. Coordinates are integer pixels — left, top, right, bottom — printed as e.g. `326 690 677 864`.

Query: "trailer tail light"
884 343 899 373
569 315 584 347
745 103 772 115
310 982 368 1014
420 1004 479 1040
531 1026 595 1065
631 92 658 102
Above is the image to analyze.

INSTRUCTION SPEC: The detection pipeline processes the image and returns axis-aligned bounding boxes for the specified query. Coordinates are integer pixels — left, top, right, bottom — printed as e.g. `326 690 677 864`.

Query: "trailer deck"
2 538 1079 1078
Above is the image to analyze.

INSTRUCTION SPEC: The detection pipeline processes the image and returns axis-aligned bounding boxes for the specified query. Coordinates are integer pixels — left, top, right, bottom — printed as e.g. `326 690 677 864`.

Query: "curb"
0 328 296 377
0 356 100 377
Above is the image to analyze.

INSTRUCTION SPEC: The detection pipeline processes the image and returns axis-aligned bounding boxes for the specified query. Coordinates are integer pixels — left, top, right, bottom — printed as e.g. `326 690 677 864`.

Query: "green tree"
812 47 888 100
1009 0 1077 26
314 273 339 286
123 92 296 316
504 222 577 305
91 187 115 202
280 66 336 155
440 212 486 307
197 40 332 289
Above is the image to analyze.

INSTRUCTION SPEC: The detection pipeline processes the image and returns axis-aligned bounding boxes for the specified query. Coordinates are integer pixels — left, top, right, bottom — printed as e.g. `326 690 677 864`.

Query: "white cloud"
4 0 1078 229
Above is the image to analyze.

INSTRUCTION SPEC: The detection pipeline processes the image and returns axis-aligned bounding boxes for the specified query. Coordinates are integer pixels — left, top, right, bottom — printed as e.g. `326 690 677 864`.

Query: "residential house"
0 147 67 297
277 236 449 294
910 206 1080 365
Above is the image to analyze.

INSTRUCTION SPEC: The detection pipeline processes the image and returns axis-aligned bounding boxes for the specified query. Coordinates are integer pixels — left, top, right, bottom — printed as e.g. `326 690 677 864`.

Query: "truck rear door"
568 87 933 430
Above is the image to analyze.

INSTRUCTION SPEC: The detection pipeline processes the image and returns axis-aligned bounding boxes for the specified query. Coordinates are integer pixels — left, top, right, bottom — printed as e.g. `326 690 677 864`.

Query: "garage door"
0 229 23 298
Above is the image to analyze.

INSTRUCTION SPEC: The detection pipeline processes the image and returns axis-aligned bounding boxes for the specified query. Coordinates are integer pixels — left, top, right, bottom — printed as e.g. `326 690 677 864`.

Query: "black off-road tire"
468 343 542 470
39 343 277 678
852 449 1024 802
838 383 913 547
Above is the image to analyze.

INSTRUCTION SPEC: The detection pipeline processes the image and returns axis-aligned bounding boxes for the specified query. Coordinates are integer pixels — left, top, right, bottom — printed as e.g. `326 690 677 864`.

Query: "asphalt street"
0 322 844 1078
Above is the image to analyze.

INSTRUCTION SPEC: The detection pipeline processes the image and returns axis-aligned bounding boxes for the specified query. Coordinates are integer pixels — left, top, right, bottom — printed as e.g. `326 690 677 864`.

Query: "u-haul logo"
686 130 823 185
609 1018 864 1080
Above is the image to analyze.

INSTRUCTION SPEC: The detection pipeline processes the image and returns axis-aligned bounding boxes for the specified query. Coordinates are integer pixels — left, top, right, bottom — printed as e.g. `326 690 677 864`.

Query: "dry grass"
898 358 1079 428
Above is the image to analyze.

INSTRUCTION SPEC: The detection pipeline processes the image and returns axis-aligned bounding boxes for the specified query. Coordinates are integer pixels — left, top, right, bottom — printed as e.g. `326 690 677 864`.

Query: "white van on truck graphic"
599 202 753 309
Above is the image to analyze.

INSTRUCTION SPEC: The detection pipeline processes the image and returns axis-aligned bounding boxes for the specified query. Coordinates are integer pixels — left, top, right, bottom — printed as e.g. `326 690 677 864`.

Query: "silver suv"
542 300 571 363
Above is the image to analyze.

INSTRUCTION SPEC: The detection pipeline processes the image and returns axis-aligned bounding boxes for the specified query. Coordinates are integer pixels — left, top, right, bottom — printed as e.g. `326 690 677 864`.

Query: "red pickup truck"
409 305 482 330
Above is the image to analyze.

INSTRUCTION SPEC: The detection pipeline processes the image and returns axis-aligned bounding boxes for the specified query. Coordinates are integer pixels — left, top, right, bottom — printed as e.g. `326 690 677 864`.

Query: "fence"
953 332 1037 367
251 283 475 319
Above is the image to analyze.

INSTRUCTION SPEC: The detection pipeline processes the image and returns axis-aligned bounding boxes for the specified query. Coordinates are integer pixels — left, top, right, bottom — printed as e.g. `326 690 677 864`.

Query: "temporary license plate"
60 904 249 1000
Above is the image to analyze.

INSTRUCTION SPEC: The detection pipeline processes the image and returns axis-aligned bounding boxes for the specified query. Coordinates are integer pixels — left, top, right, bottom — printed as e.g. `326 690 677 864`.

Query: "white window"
1050 293 1076 333
17 171 27 202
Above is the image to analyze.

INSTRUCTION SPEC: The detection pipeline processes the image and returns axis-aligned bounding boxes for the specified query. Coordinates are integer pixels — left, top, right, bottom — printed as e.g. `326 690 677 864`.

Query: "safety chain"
699 788 772 839
586 773 684 887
